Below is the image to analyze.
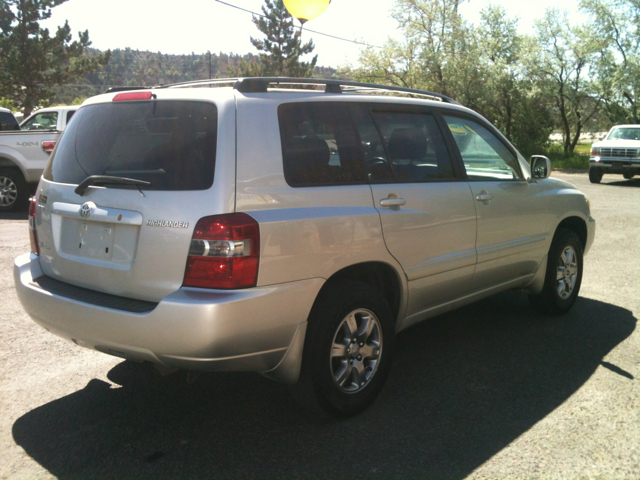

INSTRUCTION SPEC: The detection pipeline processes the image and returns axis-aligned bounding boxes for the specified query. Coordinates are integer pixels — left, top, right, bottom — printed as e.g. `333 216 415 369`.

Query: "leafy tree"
350 0 553 153
359 0 476 98
0 0 110 116
236 0 317 77
580 0 640 124
476 6 553 154
529 9 601 156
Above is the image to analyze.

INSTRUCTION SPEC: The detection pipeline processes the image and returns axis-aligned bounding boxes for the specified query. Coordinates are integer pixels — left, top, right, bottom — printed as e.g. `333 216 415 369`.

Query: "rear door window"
278 103 366 186
44 101 217 191
368 109 455 182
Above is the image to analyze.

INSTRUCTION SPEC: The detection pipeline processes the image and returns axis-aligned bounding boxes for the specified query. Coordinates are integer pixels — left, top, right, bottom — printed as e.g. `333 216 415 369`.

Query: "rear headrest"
284 136 331 184
288 136 330 167
388 128 427 160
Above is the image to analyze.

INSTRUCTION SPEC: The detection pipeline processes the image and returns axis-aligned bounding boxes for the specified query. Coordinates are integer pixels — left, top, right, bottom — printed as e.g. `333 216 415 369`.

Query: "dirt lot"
0 172 638 479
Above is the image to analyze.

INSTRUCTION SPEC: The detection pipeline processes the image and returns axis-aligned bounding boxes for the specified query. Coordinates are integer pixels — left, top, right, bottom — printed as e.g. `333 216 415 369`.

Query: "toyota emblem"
80 203 92 218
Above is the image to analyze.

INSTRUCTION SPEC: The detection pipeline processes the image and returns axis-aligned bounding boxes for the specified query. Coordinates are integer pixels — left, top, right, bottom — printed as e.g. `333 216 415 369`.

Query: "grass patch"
523 142 590 170
550 155 589 170
574 143 591 155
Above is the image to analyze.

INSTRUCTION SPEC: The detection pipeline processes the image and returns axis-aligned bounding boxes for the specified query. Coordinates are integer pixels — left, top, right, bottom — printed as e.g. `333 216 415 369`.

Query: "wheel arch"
555 216 588 251
0 154 29 182
316 262 404 325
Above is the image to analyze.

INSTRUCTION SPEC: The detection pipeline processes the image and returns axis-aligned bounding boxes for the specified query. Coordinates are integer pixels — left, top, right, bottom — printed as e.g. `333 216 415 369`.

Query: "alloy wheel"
0 176 18 207
330 308 382 393
556 245 578 300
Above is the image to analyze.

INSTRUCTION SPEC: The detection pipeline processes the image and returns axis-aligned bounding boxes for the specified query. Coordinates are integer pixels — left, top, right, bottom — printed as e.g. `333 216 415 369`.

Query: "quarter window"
444 115 521 180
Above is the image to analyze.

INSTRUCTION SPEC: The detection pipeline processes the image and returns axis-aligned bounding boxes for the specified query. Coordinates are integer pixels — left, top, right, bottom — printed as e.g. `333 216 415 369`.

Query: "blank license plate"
76 221 116 260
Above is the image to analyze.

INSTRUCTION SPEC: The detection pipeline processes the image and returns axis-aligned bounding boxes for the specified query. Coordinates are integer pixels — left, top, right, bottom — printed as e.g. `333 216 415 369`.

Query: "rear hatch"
34 93 234 302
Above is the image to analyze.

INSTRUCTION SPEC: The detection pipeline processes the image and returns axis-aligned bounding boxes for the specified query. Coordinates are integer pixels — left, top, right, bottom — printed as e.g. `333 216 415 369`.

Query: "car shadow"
12 294 635 479
601 177 640 187
0 210 28 220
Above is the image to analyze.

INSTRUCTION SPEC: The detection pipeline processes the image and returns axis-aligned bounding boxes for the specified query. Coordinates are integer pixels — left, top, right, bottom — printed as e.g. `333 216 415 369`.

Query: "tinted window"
0 112 19 131
43 101 217 191
351 106 394 183
66 110 75 125
22 112 58 131
444 115 521 180
278 103 366 186
370 110 454 182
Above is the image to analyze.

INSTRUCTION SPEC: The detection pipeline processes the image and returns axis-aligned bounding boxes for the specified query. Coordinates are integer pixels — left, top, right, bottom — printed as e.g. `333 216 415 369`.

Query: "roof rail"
157 77 460 104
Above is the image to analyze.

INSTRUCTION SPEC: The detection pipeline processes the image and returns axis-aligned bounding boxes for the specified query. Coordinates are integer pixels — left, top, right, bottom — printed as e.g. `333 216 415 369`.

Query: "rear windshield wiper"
75 175 151 196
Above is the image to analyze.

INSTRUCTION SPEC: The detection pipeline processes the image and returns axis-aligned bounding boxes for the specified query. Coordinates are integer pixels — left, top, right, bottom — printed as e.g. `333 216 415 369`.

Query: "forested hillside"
52 48 337 105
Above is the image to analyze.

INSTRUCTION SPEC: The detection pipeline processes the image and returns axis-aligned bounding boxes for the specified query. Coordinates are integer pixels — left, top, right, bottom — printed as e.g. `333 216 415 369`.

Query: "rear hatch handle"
75 175 151 196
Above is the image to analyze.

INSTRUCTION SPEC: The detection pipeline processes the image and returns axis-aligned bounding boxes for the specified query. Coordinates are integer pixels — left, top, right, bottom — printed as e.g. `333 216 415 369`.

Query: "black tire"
529 228 583 315
290 281 395 418
588 167 603 184
0 167 28 212
623 172 634 179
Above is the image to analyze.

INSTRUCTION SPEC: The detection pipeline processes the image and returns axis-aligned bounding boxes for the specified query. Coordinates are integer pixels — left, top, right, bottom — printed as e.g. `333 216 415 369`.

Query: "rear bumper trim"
32 275 158 313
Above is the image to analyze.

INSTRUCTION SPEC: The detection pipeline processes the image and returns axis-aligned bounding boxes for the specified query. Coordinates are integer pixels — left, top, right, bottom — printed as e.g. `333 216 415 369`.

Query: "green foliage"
350 0 640 157
529 10 601 156
580 0 640 124
0 97 15 110
0 0 110 116
539 143 590 169
235 0 317 77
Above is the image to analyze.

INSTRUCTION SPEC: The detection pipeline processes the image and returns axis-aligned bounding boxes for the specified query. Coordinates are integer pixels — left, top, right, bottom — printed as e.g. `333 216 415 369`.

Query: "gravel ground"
0 172 637 479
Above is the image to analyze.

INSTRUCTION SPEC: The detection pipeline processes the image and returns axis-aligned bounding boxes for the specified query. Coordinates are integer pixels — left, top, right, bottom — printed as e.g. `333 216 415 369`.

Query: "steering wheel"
366 157 388 169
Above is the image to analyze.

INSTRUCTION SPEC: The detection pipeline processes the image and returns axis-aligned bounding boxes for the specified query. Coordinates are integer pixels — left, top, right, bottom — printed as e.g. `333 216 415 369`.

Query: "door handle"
475 194 493 202
380 197 407 207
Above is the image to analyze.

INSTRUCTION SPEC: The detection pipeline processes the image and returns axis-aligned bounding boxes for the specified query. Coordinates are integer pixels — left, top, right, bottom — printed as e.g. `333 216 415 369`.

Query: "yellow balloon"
283 0 331 23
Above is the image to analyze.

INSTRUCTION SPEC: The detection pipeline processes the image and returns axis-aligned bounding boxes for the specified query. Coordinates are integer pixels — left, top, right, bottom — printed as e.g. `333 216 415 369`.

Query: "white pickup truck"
589 124 640 183
0 106 78 211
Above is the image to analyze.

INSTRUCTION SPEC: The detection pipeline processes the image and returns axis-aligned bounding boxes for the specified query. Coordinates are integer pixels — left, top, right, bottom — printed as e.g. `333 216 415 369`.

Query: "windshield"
43 100 217 191
607 128 640 140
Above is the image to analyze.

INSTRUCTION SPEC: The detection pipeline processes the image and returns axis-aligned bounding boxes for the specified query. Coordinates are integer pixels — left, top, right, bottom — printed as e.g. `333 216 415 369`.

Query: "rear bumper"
14 253 322 382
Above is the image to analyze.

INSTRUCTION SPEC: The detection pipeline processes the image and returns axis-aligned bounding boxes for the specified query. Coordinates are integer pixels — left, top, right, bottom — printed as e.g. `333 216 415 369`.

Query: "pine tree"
237 0 317 77
0 0 110 116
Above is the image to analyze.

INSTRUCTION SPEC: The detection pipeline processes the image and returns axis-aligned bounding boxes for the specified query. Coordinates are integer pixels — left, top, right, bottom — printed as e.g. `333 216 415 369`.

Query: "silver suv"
14 78 595 417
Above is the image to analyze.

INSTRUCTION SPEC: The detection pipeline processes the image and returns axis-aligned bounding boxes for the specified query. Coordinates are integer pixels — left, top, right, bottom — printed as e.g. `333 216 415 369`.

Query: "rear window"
43 101 217 191
0 111 19 131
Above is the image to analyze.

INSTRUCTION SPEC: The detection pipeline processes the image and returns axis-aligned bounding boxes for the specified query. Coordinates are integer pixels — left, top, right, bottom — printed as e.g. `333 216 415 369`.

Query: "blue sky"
41 0 586 68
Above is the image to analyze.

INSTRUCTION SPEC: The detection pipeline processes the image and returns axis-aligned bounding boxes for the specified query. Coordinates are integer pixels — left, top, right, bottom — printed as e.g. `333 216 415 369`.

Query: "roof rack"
156 77 460 105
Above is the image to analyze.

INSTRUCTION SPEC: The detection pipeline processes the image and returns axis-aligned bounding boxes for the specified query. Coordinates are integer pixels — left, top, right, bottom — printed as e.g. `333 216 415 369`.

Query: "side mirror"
530 155 551 179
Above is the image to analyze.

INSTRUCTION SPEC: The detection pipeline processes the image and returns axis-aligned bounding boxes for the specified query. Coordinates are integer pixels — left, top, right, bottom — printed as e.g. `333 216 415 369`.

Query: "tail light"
183 213 260 289
29 197 39 255
41 141 56 155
